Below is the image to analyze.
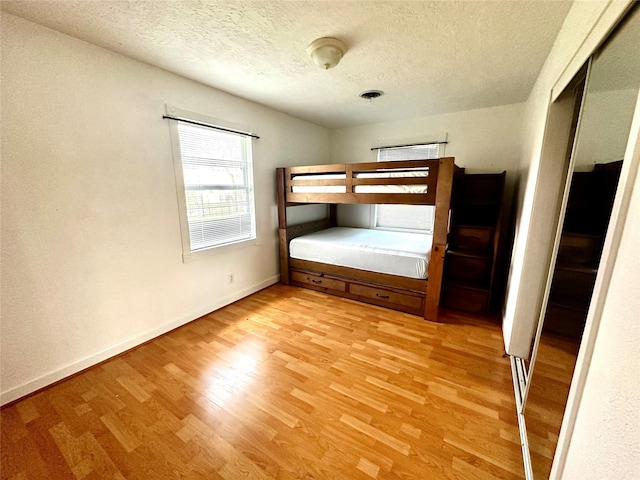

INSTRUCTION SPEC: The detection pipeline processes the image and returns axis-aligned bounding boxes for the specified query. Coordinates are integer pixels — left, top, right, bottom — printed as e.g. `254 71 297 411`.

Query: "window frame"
167 105 257 262
371 141 446 233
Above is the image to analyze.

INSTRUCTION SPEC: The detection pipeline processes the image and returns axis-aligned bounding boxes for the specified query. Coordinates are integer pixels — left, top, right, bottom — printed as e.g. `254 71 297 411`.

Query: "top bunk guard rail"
283 158 451 206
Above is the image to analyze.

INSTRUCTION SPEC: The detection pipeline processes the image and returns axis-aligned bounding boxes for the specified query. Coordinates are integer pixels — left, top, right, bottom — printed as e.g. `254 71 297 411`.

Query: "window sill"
182 236 261 263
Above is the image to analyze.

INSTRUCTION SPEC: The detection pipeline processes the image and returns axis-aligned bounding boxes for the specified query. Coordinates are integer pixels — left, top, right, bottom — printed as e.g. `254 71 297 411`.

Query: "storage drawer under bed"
348 283 424 310
290 267 425 315
291 270 346 292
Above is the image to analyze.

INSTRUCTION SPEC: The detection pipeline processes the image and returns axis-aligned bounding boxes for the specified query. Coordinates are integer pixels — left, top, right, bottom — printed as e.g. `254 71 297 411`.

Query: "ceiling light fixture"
307 37 346 70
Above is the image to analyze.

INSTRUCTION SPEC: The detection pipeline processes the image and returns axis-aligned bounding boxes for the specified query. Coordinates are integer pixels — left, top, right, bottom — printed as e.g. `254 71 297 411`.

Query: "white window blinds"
375 144 440 232
377 143 440 161
176 123 256 252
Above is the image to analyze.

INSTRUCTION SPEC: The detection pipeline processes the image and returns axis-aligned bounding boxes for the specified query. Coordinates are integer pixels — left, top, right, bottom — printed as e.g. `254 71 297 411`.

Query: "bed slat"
288 164 346 174
351 177 433 186
351 159 436 172
290 179 347 186
286 192 436 205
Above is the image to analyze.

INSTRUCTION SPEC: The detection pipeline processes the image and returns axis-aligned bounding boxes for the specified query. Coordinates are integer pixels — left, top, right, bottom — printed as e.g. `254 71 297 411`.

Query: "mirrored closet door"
522 5 640 479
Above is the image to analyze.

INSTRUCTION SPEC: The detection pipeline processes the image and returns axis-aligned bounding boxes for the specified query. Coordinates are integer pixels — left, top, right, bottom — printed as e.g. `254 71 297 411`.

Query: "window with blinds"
374 144 441 232
175 122 256 252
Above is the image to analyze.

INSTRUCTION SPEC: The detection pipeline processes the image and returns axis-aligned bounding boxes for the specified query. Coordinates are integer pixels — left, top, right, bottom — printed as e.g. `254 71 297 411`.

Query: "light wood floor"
1 284 526 480
525 330 580 479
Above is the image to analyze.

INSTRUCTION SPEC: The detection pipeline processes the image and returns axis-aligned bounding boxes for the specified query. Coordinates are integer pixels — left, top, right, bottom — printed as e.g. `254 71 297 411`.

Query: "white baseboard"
0 276 280 406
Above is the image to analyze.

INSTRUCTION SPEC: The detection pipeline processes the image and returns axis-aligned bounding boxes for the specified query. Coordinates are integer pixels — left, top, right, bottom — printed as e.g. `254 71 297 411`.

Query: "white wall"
330 103 524 227
330 102 524 170
0 14 329 405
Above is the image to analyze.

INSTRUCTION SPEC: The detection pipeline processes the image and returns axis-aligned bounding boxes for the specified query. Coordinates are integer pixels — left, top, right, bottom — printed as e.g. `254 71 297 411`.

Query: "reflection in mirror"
525 5 640 479
524 69 587 479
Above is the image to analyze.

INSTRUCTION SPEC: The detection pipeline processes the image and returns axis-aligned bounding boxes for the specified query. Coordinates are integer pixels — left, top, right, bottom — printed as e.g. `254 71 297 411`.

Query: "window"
170 114 256 258
373 143 442 232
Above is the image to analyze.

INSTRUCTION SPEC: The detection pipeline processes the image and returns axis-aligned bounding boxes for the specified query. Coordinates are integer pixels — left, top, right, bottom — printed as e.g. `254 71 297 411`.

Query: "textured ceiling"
1 0 573 128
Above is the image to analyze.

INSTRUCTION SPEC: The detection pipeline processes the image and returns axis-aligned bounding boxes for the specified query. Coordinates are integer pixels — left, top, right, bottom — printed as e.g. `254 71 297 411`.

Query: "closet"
511 5 640 479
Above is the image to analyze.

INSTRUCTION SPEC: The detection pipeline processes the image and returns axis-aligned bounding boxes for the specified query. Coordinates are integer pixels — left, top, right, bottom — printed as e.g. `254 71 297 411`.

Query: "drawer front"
444 254 491 284
453 173 504 204
557 234 602 266
549 268 597 306
450 226 493 252
440 284 489 314
349 283 423 310
291 270 346 292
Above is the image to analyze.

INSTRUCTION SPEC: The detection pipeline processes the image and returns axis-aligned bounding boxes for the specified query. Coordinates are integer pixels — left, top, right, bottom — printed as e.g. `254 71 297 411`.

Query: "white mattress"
291 171 430 194
289 227 432 279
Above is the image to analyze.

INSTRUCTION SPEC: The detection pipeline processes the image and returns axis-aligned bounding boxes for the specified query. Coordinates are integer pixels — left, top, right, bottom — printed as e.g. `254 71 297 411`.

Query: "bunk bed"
276 157 455 321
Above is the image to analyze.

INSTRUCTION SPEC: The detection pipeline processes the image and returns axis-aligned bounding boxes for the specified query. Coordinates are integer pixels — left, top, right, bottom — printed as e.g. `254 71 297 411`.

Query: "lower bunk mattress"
289 227 432 279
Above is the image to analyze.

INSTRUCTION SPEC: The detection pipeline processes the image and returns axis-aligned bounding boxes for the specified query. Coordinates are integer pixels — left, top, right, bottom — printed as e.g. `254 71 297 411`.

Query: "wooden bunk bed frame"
276 157 455 321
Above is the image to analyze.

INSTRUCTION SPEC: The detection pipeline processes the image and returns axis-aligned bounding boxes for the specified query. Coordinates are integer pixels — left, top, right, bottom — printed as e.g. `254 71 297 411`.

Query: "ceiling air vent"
359 90 384 100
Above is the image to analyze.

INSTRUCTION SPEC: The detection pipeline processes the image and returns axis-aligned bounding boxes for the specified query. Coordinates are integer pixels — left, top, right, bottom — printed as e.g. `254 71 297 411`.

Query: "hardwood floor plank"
340 413 411 456
245 392 300 429
0 434 51 480
50 422 125 479
349 352 404 374
426 381 501 419
320 422 394 472
357 456 381 478
0 284 527 479
444 434 524 477
365 376 427 405
14 398 39 425
329 382 389 413
365 339 432 368
99 412 141 453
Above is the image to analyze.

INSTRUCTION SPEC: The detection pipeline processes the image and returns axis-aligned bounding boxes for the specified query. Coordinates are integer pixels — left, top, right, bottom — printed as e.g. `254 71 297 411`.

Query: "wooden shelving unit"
544 161 622 337
440 171 506 315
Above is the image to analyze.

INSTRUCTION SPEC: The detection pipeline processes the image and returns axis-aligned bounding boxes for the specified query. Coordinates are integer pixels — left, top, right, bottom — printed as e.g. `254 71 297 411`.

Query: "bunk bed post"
425 246 446 320
425 157 455 321
276 168 290 284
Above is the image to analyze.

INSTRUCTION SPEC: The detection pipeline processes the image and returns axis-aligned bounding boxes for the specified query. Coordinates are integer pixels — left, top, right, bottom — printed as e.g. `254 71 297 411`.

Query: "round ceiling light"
307 37 347 70
360 90 384 100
